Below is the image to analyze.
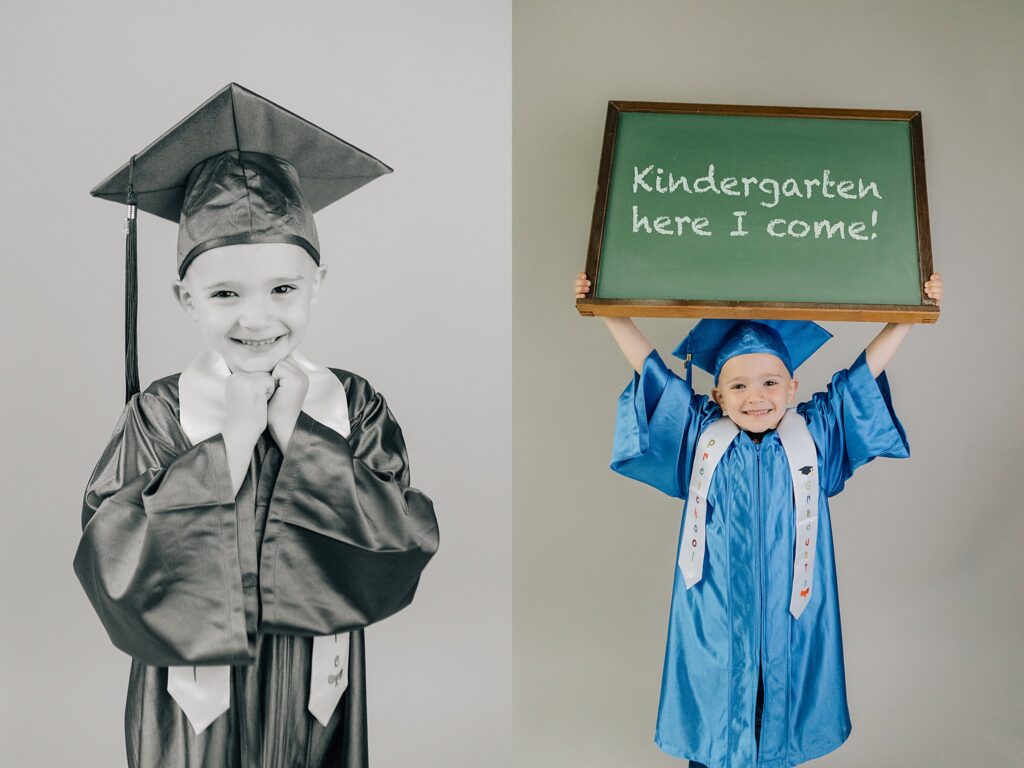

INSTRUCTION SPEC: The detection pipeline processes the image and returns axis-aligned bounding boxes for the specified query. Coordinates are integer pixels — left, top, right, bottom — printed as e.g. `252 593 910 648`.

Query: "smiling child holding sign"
573 271 941 767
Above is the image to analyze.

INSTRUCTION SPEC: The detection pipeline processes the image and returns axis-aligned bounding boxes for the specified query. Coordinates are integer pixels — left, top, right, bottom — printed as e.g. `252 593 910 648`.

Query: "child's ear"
711 387 723 409
788 378 799 404
310 264 328 305
171 281 197 319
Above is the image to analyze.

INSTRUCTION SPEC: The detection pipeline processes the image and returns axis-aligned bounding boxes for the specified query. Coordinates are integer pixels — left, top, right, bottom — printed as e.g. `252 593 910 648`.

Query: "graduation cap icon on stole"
91 83 392 402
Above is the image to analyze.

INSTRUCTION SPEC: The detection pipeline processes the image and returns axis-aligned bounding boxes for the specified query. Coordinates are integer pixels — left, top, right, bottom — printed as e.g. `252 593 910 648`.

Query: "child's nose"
238 299 273 328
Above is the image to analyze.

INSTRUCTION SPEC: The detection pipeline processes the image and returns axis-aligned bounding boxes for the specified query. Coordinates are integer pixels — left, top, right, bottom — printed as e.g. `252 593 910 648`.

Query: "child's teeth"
238 337 278 347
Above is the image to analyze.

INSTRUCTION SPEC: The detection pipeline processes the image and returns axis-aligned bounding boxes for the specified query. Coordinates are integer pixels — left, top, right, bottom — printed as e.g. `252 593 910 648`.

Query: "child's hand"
924 272 943 306
224 372 275 443
574 272 591 299
221 372 274 493
267 355 310 453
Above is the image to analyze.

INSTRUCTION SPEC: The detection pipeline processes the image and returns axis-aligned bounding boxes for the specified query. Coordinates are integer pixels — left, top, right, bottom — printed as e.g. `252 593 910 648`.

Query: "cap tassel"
684 353 693 387
124 155 140 403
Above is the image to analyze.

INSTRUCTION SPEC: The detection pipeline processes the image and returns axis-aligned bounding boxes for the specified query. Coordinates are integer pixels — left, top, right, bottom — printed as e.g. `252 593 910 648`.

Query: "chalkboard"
578 102 937 323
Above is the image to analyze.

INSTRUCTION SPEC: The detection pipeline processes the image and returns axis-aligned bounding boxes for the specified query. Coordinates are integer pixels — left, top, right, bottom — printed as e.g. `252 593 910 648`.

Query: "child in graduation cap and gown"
573 274 942 768
74 84 438 768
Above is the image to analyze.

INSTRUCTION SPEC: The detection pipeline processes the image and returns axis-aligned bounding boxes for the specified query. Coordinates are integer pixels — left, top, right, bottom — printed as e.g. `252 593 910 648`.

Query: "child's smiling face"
712 353 798 432
173 242 327 373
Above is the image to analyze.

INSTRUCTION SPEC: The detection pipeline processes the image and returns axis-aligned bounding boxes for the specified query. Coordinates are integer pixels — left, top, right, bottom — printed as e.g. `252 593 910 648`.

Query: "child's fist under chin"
267 355 310 451
225 371 276 441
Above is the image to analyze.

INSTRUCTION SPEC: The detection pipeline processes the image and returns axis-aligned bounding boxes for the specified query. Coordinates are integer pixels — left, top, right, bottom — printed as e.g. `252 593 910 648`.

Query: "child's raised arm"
864 273 943 377
575 272 653 373
576 272 944 377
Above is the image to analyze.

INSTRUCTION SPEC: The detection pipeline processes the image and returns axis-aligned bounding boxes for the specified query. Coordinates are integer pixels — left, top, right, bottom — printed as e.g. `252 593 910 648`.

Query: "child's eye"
272 285 296 295
731 384 745 390
210 290 237 299
765 380 778 387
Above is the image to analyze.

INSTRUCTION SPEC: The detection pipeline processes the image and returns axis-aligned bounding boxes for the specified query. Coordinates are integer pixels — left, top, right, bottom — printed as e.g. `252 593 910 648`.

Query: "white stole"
775 410 820 619
168 349 352 733
677 409 820 620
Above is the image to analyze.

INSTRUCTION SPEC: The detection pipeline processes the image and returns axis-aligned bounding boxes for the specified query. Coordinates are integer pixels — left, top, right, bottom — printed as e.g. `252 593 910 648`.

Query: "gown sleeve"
73 389 253 667
798 349 910 497
258 374 439 636
610 349 717 499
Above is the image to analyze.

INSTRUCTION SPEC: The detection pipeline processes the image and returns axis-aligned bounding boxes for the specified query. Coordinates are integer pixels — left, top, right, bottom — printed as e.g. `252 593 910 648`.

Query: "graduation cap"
671 319 832 386
91 82 392 402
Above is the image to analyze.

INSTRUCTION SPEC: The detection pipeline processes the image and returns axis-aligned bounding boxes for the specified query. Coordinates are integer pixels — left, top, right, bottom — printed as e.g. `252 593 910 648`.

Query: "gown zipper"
754 440 763 762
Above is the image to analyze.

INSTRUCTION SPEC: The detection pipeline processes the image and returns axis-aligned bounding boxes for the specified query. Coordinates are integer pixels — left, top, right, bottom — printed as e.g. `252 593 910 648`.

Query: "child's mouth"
742 407 773 417
231 334 285 349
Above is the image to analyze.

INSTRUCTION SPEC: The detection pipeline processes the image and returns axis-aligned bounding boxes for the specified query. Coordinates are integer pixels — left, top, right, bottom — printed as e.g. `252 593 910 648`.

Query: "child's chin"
224 353 282 374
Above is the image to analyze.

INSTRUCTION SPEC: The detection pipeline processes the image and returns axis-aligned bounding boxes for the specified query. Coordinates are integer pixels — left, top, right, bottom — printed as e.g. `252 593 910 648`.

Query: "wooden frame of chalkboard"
577 101 937 323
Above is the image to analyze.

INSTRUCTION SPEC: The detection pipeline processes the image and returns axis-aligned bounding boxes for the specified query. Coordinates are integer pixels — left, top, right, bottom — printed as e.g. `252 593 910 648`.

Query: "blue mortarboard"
671 319 832 385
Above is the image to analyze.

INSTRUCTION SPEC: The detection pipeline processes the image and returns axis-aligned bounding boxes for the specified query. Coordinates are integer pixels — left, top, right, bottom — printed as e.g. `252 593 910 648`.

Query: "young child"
74 84 439 768
573 273 942 768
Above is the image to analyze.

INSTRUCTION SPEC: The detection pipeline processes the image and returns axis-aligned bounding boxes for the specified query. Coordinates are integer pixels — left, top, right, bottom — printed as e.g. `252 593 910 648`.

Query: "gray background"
513 1 1023 766
0 1 510 765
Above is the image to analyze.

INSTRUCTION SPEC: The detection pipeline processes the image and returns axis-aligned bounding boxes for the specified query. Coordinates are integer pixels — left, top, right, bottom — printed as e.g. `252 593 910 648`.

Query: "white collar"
178 349 350 445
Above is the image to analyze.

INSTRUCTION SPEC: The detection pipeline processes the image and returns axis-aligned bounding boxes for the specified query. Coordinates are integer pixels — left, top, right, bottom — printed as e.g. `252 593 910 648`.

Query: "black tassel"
124 155 140 403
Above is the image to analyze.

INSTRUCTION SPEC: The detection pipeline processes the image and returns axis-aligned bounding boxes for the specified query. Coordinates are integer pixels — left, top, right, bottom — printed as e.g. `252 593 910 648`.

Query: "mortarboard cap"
91 83 392 401
671 319 832 386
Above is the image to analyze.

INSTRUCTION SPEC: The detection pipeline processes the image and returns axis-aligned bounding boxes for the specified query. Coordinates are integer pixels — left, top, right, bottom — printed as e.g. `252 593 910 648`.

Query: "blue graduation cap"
671 319 832 385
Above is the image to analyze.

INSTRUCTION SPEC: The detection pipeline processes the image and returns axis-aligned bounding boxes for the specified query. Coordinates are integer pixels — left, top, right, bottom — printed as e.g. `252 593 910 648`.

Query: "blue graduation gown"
611 350 909 768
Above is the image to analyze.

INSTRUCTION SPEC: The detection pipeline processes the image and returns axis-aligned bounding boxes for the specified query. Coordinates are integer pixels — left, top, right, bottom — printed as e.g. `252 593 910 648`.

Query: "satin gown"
74 370 439 768
611 350 909 768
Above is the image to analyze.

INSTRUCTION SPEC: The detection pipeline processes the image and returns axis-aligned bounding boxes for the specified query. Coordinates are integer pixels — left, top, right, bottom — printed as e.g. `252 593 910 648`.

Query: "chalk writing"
629 163 882 241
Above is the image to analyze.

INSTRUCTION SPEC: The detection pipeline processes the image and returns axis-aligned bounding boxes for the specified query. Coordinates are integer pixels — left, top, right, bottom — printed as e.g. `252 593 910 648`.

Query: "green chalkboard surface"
578 102 936 322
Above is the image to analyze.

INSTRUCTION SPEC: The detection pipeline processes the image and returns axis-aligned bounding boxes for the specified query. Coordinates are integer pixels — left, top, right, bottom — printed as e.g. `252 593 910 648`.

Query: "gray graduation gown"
74 369 439 768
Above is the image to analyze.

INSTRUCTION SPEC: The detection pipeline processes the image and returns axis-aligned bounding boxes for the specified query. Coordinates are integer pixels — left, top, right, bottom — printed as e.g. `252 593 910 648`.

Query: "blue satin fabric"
611 350 909 768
